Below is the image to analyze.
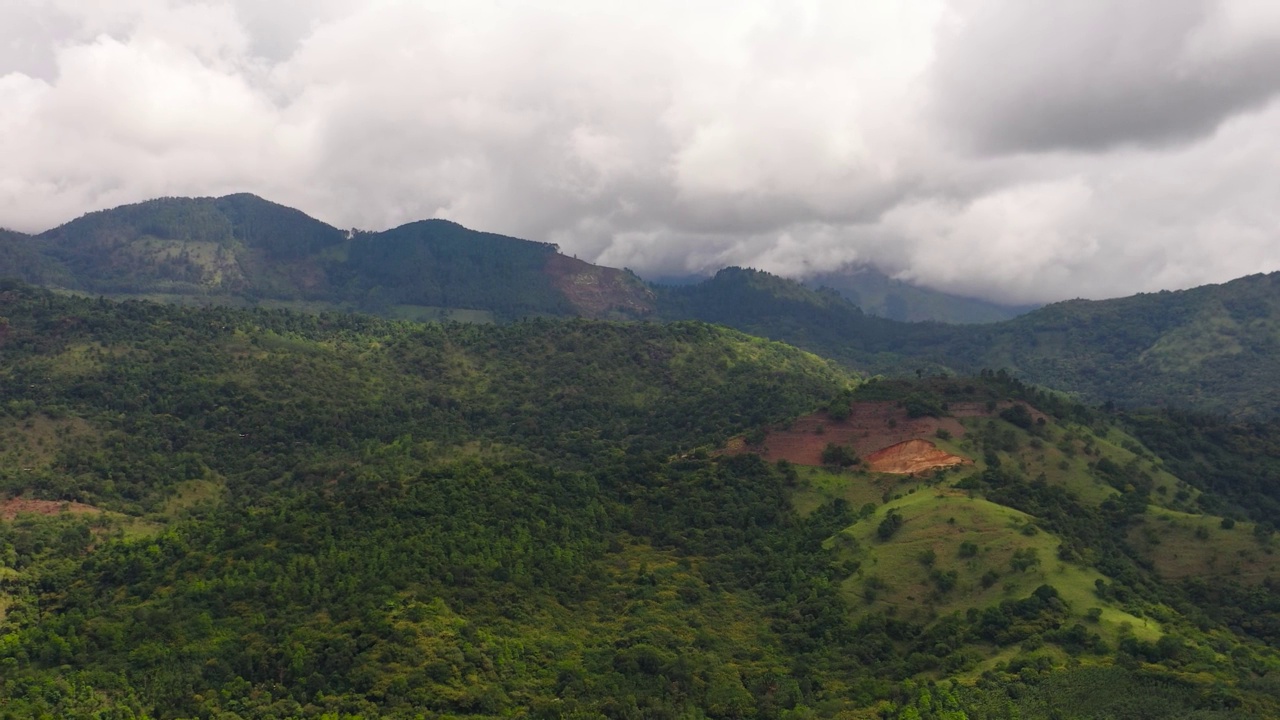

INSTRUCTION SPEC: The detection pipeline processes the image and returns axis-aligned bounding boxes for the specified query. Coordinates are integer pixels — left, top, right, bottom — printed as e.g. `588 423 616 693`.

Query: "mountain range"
3 193 1280 417
2 195 1280 718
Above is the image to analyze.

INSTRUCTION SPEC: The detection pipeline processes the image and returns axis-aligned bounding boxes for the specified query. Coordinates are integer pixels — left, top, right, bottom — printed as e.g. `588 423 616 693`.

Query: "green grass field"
827 487 1160 642
1130 506 1278 583
790 465 910 516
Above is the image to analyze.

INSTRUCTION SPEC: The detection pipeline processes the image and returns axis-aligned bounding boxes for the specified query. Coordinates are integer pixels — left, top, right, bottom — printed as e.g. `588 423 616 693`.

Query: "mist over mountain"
805 267 1038 324
644 266 1036 324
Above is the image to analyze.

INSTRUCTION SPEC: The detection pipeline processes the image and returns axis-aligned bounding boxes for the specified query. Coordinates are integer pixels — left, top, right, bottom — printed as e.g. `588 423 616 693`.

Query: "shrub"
821 442 858 468
904 392 944 418
1000 404 1035 429
1010 548 1040 572
877 511 904 541
827 402 850 422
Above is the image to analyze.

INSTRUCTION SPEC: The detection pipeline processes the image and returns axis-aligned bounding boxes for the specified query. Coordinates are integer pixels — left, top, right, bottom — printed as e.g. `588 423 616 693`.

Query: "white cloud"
0 0 1277 304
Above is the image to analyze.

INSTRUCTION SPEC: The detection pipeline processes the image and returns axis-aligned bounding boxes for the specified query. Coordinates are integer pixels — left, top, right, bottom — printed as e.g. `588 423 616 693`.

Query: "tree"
877 511 904 540
821 443 858 468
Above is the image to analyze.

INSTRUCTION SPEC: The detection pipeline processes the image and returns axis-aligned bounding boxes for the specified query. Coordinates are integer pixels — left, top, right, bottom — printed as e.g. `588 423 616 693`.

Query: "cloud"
929 0 1280 153
0 0 1277 304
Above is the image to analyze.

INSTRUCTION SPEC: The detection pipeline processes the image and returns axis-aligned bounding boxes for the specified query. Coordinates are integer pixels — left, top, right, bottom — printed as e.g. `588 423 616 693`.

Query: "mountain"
0 287 1276 718
939 273 1280 416
14 194 655 321
655 266 902 365
656 267 1280 417
806 265 1037 324
32 193 347 296
7 195 1280 416
645 266 1033 324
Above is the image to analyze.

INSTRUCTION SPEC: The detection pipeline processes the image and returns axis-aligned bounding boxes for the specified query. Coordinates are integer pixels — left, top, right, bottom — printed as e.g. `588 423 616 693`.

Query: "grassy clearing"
791 465 898 516
46 342 110 378
832 490 1159 641
1129 506 1278 583
0 413 100 470
161 478 226 519
1084 424 1193 507
789 408 1187 647
954 417 1195 512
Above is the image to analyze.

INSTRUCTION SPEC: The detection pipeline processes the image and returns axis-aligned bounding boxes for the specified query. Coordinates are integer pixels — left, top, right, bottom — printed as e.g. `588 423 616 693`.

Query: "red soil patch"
866 439 971 474
726 399 1044 469
545 254 656 318
731 401 968 466
1 498 102 521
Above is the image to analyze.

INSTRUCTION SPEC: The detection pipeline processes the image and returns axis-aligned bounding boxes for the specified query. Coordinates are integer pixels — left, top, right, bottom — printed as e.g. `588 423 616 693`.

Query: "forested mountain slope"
5 196 1280 415
1 285 1279 718
658 267 1280 417
974 272 1280 416
0 227 71 287
6 195 654 321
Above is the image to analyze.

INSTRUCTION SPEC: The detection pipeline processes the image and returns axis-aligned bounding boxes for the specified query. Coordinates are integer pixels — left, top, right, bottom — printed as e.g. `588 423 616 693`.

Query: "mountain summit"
9 194 654 321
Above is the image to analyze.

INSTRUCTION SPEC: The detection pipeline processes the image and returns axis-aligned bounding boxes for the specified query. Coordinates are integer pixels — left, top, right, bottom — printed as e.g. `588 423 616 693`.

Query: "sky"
1 0 1279 304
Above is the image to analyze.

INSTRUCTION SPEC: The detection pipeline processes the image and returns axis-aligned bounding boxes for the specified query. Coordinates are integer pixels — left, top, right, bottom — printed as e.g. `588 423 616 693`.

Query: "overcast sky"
2 0 1278 303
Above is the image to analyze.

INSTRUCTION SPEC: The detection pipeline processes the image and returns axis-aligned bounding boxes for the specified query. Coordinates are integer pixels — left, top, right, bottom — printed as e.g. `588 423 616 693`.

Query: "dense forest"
1 284 1278 718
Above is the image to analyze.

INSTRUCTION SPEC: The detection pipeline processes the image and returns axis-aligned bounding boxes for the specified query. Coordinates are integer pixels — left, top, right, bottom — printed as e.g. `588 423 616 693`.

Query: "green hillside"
0 227 72 286
656 267 1280 417
6 196 1280 417
935 273 1280 417
655 267 908 368
12 195 654 322
1 287 1279 718
33 194 347 296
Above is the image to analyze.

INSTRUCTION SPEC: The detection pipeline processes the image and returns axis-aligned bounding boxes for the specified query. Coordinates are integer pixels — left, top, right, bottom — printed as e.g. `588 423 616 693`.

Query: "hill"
654 266 907 365
0 227 72 286
806 266 1036 324
733 374 1280 706
1 288 1279 718
656 267 1280 417
967 273 1280 416
646 266 1033 324
13 194 654 321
